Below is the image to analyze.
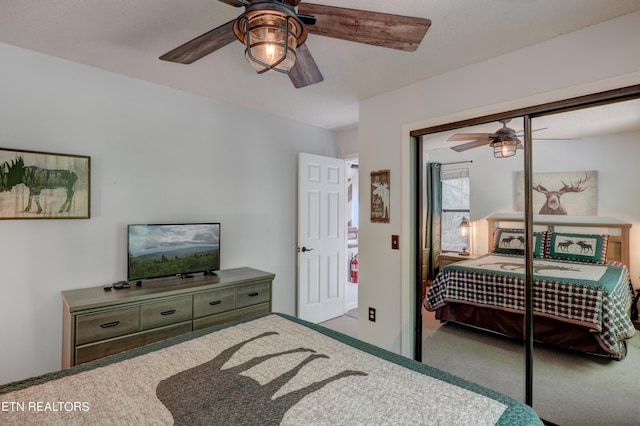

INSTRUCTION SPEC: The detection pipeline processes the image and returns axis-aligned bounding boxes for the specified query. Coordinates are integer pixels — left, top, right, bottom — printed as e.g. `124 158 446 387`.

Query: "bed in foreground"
0 313 541 425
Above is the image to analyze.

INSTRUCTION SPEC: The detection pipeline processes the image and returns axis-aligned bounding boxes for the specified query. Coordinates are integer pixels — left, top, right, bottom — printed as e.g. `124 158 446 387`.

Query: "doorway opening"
345 160 359 319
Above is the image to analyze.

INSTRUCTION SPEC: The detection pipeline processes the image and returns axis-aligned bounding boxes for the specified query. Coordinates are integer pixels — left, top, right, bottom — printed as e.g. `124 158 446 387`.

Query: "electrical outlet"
368 307 376 322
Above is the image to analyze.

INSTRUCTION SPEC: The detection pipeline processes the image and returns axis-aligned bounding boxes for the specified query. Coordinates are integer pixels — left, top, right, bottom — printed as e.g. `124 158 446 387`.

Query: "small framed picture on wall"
370 169 390 223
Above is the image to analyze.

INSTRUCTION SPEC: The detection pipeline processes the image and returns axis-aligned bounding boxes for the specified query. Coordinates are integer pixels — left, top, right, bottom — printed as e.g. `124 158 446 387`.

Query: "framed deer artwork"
0 148 90 219
515 170 598 216
371 169 390 223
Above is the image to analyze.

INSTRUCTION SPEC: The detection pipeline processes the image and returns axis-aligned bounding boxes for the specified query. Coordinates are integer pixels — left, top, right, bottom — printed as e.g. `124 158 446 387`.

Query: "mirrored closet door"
416 86 640 425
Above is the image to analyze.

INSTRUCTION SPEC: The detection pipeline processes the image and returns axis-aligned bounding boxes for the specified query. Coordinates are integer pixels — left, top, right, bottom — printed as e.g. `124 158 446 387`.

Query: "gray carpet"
421 310 640 426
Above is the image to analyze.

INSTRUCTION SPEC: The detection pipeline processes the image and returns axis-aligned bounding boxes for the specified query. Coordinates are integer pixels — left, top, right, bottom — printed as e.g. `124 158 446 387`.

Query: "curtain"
425 162 442 280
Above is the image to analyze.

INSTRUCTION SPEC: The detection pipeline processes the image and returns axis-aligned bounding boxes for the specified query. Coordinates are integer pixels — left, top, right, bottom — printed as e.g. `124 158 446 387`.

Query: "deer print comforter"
424 253 636 355
0 314 541 425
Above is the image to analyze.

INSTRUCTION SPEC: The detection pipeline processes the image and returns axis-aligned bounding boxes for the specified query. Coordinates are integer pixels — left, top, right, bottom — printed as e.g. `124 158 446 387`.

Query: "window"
440 168 470 253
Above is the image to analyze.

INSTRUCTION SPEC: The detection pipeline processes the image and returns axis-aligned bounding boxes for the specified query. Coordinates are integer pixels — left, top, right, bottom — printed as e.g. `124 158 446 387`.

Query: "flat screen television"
127 223 220 281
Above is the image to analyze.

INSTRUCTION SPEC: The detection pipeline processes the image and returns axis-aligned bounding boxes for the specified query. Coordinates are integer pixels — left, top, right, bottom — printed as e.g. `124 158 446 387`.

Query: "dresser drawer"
236 281 270 308
193 287 235 318
193 303 270 331
75 322 191 365
76 306 140 345
141 295 192 330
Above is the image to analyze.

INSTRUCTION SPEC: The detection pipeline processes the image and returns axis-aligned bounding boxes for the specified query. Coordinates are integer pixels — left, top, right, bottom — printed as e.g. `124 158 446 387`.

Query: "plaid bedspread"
424 254 636 355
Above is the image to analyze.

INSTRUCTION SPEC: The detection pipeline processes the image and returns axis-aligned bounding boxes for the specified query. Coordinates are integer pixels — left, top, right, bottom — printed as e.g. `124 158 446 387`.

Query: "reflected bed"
424 215 636 360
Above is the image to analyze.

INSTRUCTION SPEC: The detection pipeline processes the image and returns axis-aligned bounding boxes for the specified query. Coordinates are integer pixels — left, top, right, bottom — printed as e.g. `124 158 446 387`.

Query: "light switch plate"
391 235 399 250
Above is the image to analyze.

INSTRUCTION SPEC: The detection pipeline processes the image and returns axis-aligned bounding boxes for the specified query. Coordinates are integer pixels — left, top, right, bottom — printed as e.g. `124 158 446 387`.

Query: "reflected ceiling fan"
448 119 525 154
448 119 577 158
159 0 431 88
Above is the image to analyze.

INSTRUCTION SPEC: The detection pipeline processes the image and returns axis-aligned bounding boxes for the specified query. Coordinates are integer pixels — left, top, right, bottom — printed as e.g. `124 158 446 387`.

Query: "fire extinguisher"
350 254 358 284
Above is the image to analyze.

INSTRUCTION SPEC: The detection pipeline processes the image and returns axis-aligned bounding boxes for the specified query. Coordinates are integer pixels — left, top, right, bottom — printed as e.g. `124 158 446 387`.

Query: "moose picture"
0 149 90 219
515 171 598 216
370 170 390 223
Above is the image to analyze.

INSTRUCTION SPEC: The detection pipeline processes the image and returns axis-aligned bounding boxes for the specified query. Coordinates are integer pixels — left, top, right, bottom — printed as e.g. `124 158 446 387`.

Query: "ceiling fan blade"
515 127 549 135
514 128 579 140
447 133 493 142
297 3 431 52
289 44 324 88
451 138 493 152
531 137 581 140
159 20 237 64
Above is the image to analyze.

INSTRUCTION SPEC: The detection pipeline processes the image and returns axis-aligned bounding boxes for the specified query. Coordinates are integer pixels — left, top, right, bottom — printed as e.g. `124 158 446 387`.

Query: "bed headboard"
487 213 631 266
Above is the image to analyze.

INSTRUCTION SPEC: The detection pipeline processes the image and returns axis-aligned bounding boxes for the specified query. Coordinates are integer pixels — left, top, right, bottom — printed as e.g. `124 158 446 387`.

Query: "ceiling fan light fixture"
234 5 307 74
491 139 518 158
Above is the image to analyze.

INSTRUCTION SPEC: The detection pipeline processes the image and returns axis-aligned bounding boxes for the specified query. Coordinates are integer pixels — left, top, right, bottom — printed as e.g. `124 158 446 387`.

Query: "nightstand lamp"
459 217 471 256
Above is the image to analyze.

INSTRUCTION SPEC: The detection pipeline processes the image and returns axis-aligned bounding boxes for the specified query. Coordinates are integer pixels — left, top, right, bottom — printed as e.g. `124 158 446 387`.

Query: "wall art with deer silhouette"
370 169 390 223
515 170 598 216
0 148 90 219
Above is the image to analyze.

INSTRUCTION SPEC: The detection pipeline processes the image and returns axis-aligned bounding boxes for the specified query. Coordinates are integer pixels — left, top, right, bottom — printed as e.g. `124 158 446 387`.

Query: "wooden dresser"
61 267 274 368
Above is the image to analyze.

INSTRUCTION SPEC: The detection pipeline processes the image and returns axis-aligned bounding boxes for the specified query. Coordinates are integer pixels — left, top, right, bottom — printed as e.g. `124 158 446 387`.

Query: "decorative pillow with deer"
546 232 609 264
492 228 547 258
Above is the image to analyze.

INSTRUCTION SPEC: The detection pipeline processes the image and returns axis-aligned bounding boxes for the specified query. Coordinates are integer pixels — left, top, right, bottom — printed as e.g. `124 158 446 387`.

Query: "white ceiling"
2 0 640 130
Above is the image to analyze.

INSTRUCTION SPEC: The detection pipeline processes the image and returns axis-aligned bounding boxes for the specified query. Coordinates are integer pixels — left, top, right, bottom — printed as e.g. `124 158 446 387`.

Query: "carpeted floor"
320 314 358 338
421 308 640 426
320 309 640 424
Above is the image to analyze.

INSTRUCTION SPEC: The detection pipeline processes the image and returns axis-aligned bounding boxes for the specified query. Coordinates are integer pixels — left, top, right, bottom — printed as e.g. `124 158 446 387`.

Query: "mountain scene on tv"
128 224 219 280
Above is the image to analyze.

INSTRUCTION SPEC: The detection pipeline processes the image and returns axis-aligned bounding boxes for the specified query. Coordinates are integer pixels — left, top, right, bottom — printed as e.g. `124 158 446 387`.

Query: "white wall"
0 43 338 384
357 11 640 356
336 124 359 159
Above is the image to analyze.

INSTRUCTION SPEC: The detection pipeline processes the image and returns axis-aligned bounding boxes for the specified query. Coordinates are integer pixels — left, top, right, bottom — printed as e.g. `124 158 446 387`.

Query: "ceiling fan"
159 0 431 88
448 119 577 157
447 119 527 154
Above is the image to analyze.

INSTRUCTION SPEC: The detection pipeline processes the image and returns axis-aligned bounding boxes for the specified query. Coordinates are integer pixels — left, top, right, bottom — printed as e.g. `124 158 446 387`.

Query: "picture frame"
515 170 597 216
370 169 390 223
0 148 90 219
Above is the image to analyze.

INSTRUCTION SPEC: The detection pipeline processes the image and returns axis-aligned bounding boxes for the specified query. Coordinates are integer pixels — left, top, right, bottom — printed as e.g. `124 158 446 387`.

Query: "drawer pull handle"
248 292 259 297
100 321 120 328
209 300 222 306
160 310 176 316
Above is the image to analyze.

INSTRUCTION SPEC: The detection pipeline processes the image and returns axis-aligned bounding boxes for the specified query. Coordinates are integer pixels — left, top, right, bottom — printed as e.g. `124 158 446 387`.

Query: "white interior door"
297 152 347 323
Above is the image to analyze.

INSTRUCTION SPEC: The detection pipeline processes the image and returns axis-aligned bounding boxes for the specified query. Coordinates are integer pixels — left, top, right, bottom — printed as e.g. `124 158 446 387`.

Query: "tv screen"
127 223 220 281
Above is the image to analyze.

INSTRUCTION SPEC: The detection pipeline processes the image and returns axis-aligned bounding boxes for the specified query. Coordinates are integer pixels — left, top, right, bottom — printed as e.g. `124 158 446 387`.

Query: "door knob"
300 246 314 253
